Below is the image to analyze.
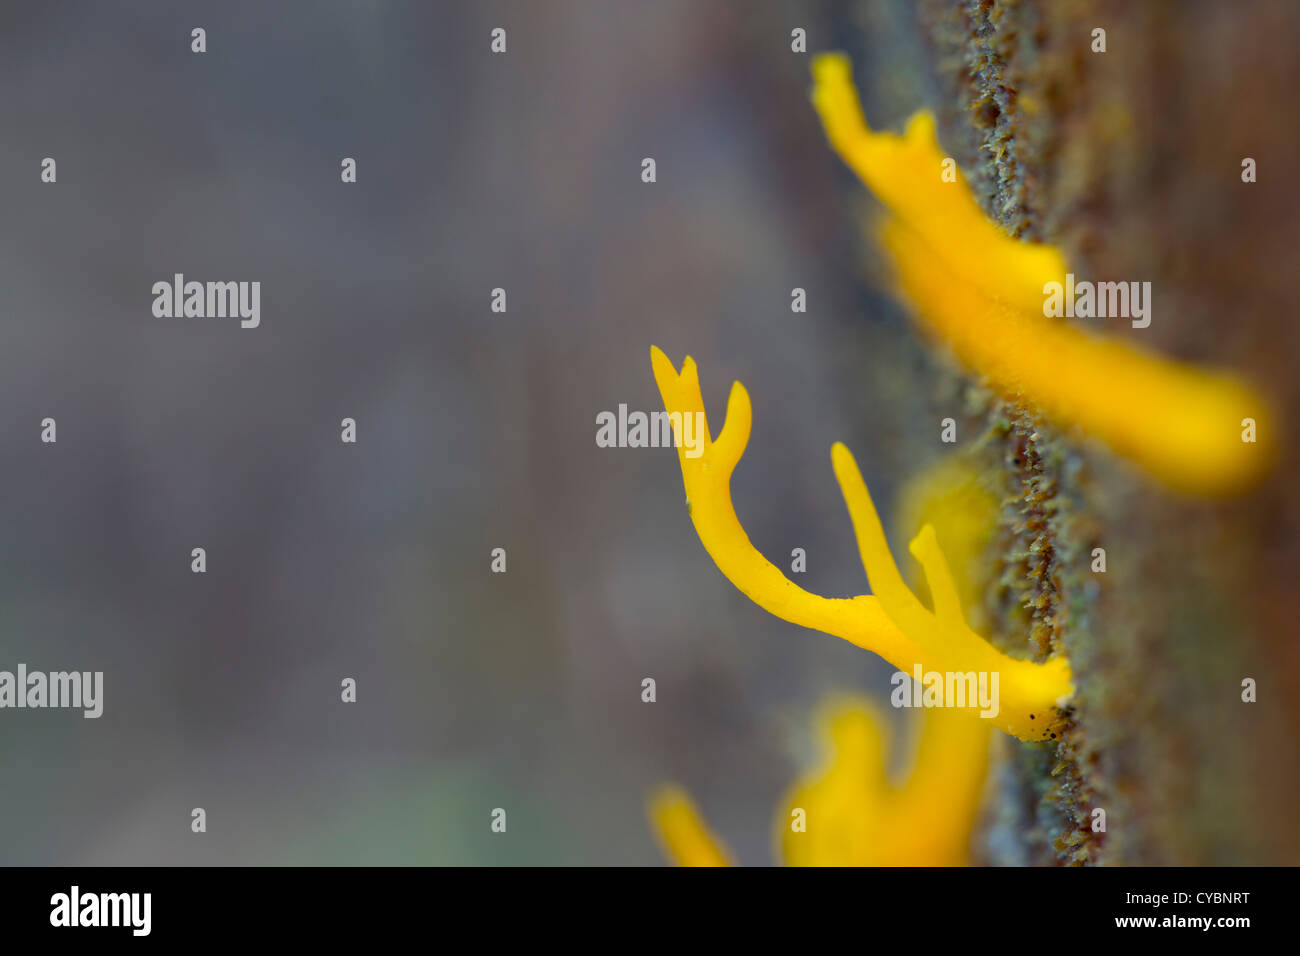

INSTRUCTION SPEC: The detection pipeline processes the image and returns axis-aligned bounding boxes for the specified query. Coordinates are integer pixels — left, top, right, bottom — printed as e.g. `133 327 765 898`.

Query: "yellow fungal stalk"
894 454 999 634
810 53 1274 497
650 697 990 866
650 347 1072 740
647 786 734 867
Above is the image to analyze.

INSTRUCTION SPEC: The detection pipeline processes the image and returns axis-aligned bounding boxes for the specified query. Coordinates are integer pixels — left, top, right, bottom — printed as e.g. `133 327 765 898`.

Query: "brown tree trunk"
845 0 1300 864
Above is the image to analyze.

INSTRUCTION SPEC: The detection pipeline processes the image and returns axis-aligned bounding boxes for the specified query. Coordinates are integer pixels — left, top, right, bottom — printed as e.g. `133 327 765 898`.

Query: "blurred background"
0 0 1296 865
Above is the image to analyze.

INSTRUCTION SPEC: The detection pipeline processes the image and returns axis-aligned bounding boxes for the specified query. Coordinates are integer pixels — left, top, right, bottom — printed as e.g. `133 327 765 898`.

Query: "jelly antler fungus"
894 453 999 633
650 346 1072 741
810 53 1275 497
647 786 734 867
649 697 990 866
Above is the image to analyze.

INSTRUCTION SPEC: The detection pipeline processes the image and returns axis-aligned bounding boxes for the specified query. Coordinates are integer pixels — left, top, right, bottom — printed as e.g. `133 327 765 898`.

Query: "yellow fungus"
810 52 1275 496
650 698 990 867
894 453 998 633
648 455 994 866
650 347 1072 740
779 700 989 866
647 785 734 867
810 54 1066 314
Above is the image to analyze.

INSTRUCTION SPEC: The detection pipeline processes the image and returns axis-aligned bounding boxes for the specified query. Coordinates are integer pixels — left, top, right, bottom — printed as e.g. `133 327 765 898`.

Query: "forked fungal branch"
650 346 1073 741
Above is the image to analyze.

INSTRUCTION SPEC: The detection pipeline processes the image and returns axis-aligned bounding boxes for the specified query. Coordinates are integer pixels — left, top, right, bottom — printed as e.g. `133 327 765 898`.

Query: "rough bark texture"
851 0 1300 864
